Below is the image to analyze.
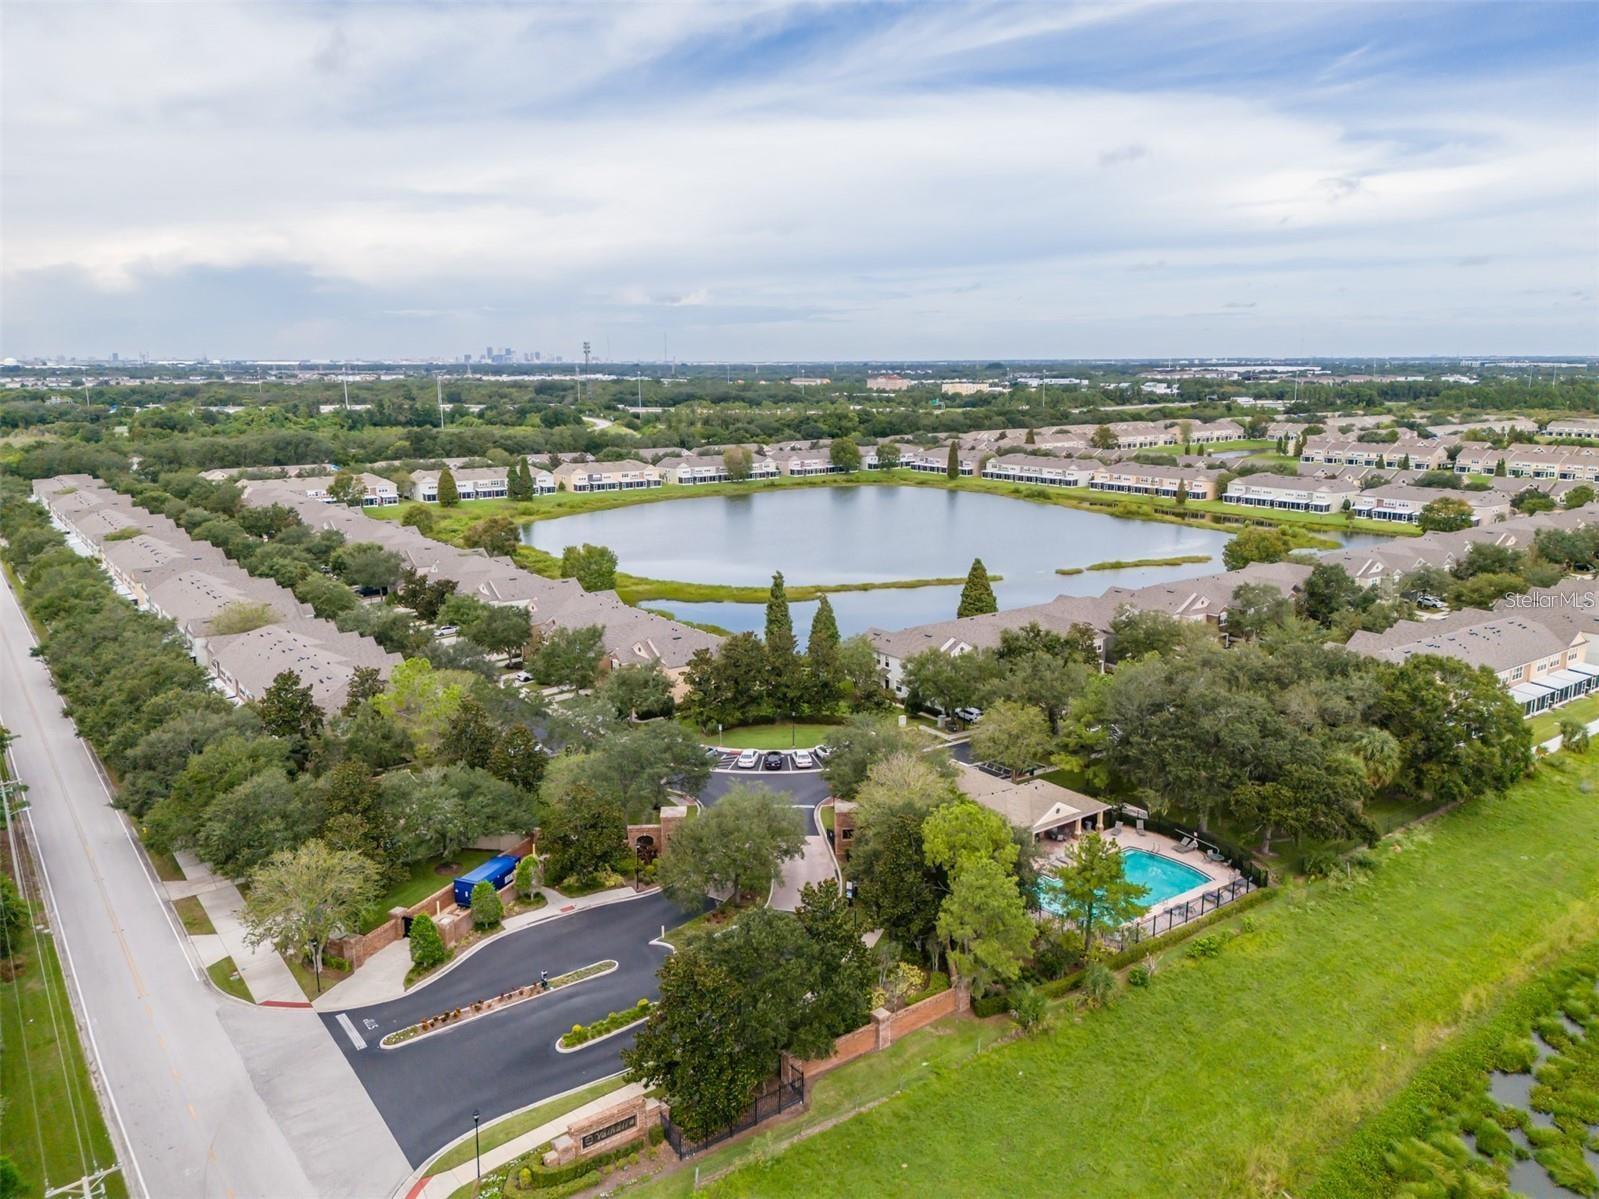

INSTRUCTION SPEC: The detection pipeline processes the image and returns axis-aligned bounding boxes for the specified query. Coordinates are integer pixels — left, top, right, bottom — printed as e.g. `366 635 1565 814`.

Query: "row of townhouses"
239 476 721 681
867 502 1599 717
31 475 402 711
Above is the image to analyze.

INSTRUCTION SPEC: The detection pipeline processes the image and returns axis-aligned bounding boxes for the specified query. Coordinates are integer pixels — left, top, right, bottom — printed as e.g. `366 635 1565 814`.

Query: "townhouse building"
768 447 849 477
1349 484 1510 526
981 454 1097 488
551 460 663 492
1223 473 1358 514
1299 435 1450 471
297 473 401 506
409 466 510 503
1504 444 1599 482
1088 463 1221 501
1545 418 1599 440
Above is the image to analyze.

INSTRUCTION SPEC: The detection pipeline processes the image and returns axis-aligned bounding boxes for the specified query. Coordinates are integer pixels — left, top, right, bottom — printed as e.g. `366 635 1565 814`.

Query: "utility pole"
342 365 350 411
581 341 591 404
437 375 445 429
44 1165 119 1199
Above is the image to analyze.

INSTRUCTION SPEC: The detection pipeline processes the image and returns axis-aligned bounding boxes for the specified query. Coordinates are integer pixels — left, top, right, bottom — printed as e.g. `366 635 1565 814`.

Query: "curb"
554 1012 649 1054
380 961 618 1051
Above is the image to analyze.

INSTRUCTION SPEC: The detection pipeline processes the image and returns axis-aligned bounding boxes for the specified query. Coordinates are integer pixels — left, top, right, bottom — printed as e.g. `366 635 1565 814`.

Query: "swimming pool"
1038 848 1212 916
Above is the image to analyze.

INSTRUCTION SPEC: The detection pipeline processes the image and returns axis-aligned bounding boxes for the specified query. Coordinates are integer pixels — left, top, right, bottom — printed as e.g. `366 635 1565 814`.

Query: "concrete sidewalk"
316 883 656 1012
172 850 305 1005
770 835 841 911
403 1080 643 1199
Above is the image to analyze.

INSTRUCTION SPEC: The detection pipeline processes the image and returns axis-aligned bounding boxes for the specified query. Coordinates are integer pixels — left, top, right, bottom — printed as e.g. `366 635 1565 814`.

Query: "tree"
328 470 364 507
437 467 460 507
1559 719 1591 753
210 600 278 635
957 558 998 617
621 942 770 1141
852 792 947 959
409 912 449 971
985 651 1088 734
922 800 1017 875
946 442 961 479
560 543 618 591
256 669 325 749
657 785 804 908
596 661 676 720
1222 526 1294 571
1375 655 1532 806
996 621 1099 666
342 665 386 715
371 658 473 754
855 750 959 811
1449 571 1528 610
1511 487 1556 515
822 716 948 800
722 445 753 481
837 633 893 712
680 634 770 730
794 880 874 1037
514 854 539 898
195 768 312 876
1416 497 1474 533
1564 484 1595 509
507 458 534 501
488 724 547 791
439 695 499 768
1227 582 1295 641
1047 833 1147 956
969 699 1054 779
1090 424 1119 450
1298 564 1364 627
829 437 861 472
470 879 504 929
528 624 607 688
0 874 29 960
804 594 844 710
764 571 801 712
0 1155 24 1199
465 602 532 660
241 840 379 994
540 721 711 821
936 857 1034 994
765 571 795 648
903 648 994 722
875 441 900 469
333 542 404 592
400 504 437 532
539 785 627 886
462 515 519 558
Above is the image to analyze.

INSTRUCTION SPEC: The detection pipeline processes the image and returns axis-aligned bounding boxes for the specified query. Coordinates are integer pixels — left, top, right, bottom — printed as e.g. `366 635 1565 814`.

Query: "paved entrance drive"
323 890 696 1166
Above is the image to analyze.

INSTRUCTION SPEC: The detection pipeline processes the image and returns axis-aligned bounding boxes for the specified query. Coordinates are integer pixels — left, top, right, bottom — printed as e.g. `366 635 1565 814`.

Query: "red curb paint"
404 1176 432 1199
561 904 575 912
259 999 313 1009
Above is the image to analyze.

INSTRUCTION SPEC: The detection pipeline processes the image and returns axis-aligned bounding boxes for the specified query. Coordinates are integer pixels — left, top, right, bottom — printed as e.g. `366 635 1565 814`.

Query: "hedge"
497 1125 665 1194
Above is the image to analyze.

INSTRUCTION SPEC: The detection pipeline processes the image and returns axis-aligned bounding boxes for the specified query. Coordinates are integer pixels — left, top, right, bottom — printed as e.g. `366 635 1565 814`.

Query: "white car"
792 749 814 769
735 749 759 769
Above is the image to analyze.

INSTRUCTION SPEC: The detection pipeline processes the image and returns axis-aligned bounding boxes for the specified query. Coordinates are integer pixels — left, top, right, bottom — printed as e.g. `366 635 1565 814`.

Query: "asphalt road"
325 890 698 1166
0 562 408 1198
701 767 829 835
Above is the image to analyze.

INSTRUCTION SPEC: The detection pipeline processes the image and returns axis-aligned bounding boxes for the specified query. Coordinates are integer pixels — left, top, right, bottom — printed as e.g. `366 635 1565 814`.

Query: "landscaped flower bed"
380 959 616 1049
556 998 654 1051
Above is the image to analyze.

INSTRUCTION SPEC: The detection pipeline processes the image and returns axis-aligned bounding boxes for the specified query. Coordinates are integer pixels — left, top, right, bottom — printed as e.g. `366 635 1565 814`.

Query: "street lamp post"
473 1109 482 1187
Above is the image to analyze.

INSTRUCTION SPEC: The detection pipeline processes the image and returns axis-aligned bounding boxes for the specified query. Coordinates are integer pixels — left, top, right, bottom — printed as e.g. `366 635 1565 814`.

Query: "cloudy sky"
3 1 1596 361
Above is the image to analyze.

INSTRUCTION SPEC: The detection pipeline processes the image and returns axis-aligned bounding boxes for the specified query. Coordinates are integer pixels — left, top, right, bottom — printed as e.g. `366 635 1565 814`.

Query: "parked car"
813 744 832 761
436 625 458 637
792 749 814 769
513 670 532 683
1416 595 1448 611
955 707 983 724
735 749 759 769
703 745 723 760
762 751 786 770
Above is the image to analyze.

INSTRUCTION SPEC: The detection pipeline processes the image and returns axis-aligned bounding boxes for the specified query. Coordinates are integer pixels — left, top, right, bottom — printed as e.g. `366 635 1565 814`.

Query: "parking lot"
709 747 826 773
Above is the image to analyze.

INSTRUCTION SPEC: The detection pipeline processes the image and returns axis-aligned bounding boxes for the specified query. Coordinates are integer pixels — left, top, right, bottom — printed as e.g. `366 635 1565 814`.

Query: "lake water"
521 486 1390 638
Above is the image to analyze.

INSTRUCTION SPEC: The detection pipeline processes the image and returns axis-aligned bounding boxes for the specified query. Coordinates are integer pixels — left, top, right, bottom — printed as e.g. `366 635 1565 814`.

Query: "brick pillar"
953 977 972 1015
871 1007 893 1050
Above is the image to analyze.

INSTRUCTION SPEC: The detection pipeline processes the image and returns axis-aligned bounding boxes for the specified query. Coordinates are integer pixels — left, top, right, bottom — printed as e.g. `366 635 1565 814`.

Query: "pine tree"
765 572 799 713
1024 428 1036 446
765 571 795 651
807 594 840 657
1494 457 1507 477
957 558 998 617
507 459 528 501
946 442 961 479
437 466 460 507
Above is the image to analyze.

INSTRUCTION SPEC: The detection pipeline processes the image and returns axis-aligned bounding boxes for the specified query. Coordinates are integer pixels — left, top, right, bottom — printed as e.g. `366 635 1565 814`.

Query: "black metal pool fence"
660 1069 806 1158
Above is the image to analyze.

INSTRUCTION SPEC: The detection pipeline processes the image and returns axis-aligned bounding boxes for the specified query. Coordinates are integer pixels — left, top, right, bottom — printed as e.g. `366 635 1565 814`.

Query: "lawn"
1527 692 1599 744
427 1077 632 1172
284 952 353 1001
693 752 1599 1198
0 881 127 1198
704 722 842 750
360 849 496 932
172 894 215 935
205 955 254 1002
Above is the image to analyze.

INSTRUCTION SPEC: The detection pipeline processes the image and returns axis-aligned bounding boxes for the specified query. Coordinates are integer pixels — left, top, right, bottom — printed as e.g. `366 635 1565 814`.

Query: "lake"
521 486 1390 639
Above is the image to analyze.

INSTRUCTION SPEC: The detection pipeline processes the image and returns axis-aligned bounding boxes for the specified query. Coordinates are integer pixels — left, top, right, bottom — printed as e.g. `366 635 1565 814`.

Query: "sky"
2 1 1596 362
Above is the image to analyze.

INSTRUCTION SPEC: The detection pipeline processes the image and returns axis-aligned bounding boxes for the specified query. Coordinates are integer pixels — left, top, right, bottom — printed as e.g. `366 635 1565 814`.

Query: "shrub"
1010 984 1047 1032
971 989 1011 1018
470 880 503 930
1127 964 1152 988
409 912 449 971
1187 934 1224 960
1301 846 1340 878
1082 961 1117 1008
1559 720 1590 754
514 854 538 900
518 1167 533 1187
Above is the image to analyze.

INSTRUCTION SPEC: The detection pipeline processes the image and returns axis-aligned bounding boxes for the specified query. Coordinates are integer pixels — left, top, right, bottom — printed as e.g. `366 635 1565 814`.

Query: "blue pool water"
1039 849 1211 916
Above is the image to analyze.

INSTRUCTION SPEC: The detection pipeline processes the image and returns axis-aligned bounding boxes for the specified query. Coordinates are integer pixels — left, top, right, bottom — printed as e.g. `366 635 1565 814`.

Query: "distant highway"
0 566 408 1198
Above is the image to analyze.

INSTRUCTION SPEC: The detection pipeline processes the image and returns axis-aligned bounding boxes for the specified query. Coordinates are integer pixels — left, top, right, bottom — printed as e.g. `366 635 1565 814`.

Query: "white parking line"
335 1012 368 1051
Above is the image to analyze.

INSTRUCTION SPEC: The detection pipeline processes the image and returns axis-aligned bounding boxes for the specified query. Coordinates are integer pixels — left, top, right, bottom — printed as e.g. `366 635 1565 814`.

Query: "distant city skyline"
3 2 1596 360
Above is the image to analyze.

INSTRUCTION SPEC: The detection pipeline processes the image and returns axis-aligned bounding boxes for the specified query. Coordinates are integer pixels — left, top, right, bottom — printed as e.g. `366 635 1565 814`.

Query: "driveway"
700 769 838 910
323 890 698 1166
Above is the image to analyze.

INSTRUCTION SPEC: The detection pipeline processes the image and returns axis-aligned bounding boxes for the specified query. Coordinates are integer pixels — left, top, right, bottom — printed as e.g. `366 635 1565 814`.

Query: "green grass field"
172 894 215 935
1527 692 1599 745
703 722 842 750
205 955 254 1002
1 869 127 1198
687 751 1599 1198
360 849 495 932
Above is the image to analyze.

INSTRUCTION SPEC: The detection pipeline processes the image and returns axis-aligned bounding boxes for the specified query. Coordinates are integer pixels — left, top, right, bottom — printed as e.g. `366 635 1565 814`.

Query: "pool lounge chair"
1174 834 1199 853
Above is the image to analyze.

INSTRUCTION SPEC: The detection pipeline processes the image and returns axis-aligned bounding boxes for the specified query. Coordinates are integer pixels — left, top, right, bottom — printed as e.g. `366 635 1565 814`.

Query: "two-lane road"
0 565 408 1198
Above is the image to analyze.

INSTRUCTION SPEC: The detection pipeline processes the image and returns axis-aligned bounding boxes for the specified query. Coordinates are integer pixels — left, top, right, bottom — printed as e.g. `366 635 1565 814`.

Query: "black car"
762 751 786 770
